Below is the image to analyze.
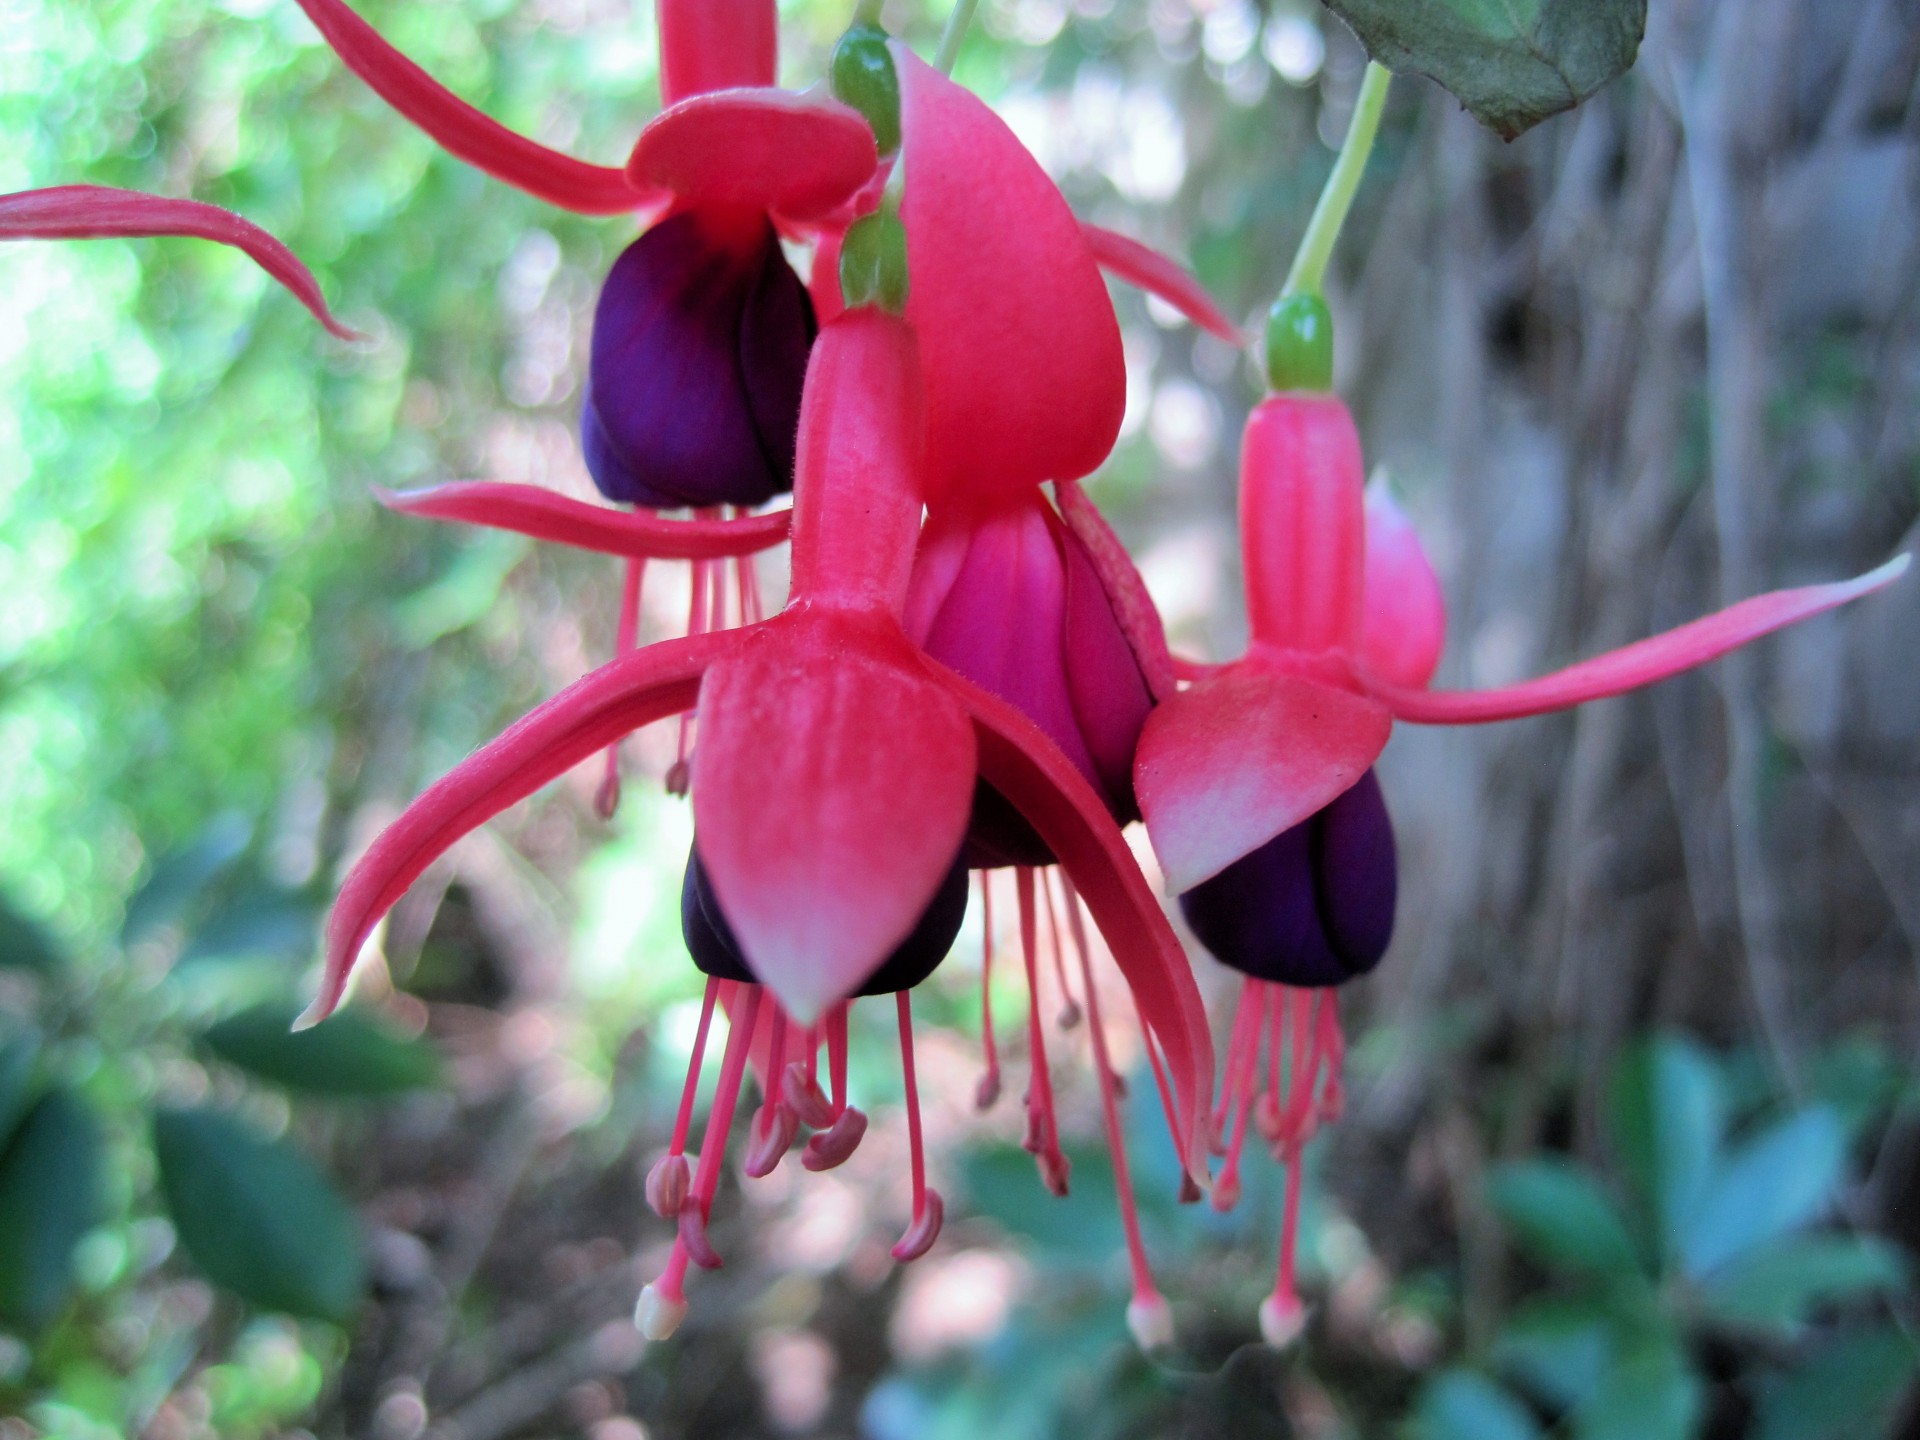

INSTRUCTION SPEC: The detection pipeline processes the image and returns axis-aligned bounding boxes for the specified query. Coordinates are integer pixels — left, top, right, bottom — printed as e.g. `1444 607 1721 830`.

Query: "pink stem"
978 873 1001 1107
668 978 720 1155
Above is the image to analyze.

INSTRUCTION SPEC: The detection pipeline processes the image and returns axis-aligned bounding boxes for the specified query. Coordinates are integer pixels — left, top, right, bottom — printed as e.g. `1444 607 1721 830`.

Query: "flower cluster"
7 0 1904 1355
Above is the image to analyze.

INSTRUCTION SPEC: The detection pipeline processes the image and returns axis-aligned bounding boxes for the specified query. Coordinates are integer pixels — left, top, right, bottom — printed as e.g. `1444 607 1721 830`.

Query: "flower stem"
1281 61 1391 299
935 0 980 74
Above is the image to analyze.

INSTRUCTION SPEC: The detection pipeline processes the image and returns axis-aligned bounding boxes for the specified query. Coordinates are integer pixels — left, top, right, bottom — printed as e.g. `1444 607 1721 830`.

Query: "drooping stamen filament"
646 974 720 1218
803 1002 866 1171
891 991 945 1261
744 1006 797 1177
1040 871 1082 1030
1212 984 1263 1155
597 556 649 820
1213 978 1270 1212
975 873 1001 1110
1015 867 1070 1196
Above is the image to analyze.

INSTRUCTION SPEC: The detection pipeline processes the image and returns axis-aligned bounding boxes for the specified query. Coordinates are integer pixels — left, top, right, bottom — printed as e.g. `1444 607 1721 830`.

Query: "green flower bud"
1264 292 1333 394
840 209 909 315
831 25 901 157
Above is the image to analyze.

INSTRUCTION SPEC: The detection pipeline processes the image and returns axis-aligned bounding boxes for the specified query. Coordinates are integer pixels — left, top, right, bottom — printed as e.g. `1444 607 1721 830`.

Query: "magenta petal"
291 0 646 215
895 49 1124 501
305 630 729 1026
1054 479 1178 702
1359 487 1447 690
0 186 358 339
625 90 878 222
1133 662 1392 893
1081 223 1242 345
375 483 792 558
691 614 975 1024
1376 554 1910 724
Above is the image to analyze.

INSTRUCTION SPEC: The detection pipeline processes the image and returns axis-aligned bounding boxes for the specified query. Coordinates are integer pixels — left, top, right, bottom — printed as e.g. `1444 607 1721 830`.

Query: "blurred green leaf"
120 815 251 947
1753 1326 1920 1440
1493 1297 1614 1410
1322 0 1646 140
200 1001 442 1096
176 890 321 970
1487 1159 1641 1277
0 889 69 973
0 1088 106 1329
1696 1233 1907 1335
153 1107 365 1322
959 1143 1124 1263
1572 1336 1701 1440
1607 1033 1723 1262
1681 1108 1847 1277
1411 1369 1544 1440
0 1029 40 1150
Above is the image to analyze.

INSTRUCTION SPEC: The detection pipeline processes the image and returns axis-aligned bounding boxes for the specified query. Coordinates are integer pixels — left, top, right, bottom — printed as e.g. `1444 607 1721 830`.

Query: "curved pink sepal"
626 90 879 223
1360 487 1446 690
1081 224 1242 345
1054 479 1178 702
1134 663 1391 893
292 0 646 215
302 630 728 1026
0 185 359 340
927 662 1215 1182
692 613 975 1025
895 48 1124 501
1377 554 1910 725
376 483 792 559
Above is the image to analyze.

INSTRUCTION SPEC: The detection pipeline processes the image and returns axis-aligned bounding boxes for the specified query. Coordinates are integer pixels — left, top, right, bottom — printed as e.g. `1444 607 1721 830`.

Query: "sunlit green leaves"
0 1088 106 1329
1322 0 1647 139
153 1107 364 1323
201 1001 442 1096
0 889 68 973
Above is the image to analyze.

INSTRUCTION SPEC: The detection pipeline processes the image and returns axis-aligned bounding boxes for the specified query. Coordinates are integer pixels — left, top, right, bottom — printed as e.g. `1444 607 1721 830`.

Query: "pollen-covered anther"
1259 1291 1307 1349
645 1152 691 1218
1037 1147 1072 1198
890 1189 945 1263
1056 998 1082 1031
1209 1172 1242 1214
742 1101 800 1179
781 1063 836 1130
1254 1092 1285 1145
800 1106 868 1171
664 758 691 797
973 1069 1001 1111
593 770 623 822
634 1284 688 1342
677 1205 723 1270
1177 1172 1203 1205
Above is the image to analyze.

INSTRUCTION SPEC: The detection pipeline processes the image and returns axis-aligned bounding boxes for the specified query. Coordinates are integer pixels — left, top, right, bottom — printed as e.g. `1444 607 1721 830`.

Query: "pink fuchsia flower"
305 305 1215 1340
0 185 355 338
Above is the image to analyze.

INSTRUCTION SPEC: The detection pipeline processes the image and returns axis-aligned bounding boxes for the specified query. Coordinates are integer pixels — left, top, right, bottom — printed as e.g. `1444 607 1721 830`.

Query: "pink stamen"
647 975 719 1218
1016 867 1069 1196
1317 993 1346 1125
1212 987 1263 1152
976 873 1002 1110
1040 872 1082 1030
803 1003 864 1171
1268 1145 1306 1341
670 552 712 791
667 978 719 1157
891 991 944 1262
744 1007 795 1178
595 556 648 820
1213 979 1269 1213
826 1002 850 1117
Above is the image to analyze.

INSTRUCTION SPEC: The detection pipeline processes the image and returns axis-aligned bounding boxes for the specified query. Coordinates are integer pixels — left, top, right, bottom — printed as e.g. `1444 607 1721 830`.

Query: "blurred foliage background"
1 0 1917 1436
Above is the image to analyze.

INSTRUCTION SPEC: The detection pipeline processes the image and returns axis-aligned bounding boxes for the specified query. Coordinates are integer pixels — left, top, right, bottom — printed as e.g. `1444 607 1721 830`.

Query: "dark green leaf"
1413 1370 1544 1440
0 1030 39 1151
1322 0 1647 140
176 890 321 970
200 1001 442 1096
1487 1159 1641 1276
0 889 69 973
1697 1233 1908 1335
1754 1327 1919 1440
153 1107 364 1322
1573 1335 1701 1440
120 815 251 947
1607 1033 1722 1262
1494 1297 1614 1410
1681 1108 1847 1277
0 1089 105 1329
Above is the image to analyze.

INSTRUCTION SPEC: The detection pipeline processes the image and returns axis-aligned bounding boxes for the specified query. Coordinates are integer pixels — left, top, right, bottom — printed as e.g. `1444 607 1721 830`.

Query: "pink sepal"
1054 480 1178 702
0 185 359 339
895 48 1124 502
692 612 975 1025
659 0 777 105
1133 661 1391 893
626 90 879 223
303 630 726 1027
376 483 791 558
291 0 646 215
1359 486 1446 690
1378 554 1910 724
928 665 1215 1185
1081 223 1242 345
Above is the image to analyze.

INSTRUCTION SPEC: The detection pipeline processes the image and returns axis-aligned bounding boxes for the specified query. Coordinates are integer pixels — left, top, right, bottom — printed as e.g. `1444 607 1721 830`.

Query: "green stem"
853 0 883 25
1282 60 1391 298
935 0 980 74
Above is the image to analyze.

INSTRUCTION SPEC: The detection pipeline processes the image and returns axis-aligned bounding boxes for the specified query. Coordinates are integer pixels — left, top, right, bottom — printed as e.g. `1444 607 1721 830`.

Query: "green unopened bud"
840 209 909 314
831 24 901 156
1264 292 1333 393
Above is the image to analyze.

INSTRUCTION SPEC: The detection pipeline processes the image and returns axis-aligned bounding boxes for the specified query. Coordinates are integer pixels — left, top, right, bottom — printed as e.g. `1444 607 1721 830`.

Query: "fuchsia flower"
1135 381 1909 1344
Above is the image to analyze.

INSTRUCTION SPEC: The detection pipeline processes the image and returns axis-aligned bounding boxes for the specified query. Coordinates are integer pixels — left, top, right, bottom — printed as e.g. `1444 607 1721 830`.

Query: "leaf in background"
120 815 251 947
959 1143 1125 1263
1572 1335 1701 1440
1680 1108 1847 1277
1696 1233 1908 1336
1486 1159 1642 1277
1607 1033 1723 1265
1493 1297 1614 1411
200 1001 442 1096
1321 0 1647 140
153 1107 365 1322
0 1029 40 1150
1412 1369 1544 1440
0 888 69 973
175 889 322 971
0 1088 105 1329
1753 1326 1920 1440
